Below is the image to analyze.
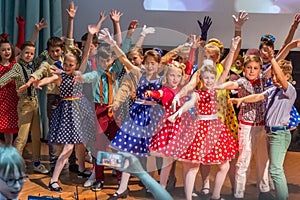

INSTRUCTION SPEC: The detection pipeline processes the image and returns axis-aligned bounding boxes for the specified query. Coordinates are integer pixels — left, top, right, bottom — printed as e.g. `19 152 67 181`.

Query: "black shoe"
48 181 62 192
91 181 104 192
69 164 79 173
259 192 274 200
200 188 210 196
78 169 91 178
108 188 129 200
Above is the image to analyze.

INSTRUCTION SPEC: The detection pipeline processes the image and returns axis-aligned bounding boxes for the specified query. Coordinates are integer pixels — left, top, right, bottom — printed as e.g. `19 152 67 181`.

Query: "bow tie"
54 61 64 70
249 79 260 87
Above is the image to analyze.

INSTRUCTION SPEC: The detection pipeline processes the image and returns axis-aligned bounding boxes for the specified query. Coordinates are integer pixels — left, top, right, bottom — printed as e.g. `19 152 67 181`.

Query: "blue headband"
153 47 163 56
261 35 276 42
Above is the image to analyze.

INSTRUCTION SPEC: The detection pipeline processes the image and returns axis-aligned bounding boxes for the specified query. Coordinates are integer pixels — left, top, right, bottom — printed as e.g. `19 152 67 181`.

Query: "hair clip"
153 47 163 56
261 35 275 42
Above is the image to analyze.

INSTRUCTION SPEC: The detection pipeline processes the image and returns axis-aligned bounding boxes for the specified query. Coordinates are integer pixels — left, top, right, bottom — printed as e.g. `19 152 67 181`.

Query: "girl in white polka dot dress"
0 36 19 145
145 60 193 189
169 64 238 200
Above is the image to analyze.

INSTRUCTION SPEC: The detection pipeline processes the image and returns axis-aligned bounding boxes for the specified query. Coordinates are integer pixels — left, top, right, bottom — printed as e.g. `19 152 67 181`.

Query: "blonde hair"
278 60 295 84
198 64 217 77
204 44 221 62
0 145 25 179
162 60 186 86
243 55 262 68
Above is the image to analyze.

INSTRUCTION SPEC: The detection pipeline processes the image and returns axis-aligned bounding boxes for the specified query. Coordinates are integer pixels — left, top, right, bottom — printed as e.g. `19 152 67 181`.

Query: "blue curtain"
1 0 62 139
0 0 62 54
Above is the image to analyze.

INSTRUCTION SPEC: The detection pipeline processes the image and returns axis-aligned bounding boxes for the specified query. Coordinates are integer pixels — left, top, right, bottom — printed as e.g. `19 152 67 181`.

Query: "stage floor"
3 141 300 200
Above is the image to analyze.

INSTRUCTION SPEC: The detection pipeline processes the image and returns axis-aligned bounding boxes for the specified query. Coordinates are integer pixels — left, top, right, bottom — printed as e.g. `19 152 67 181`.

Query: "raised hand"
99 11 108 24
232 11 249 30
197 16 212 41
110 9 123 23
192 35 205 48
35 18 47 31
230 36 241 52
88 25 99 35
16 15 25 25
128 20 138 30
140 25 155 37
293 13 300 28
66 1 78 19
98 28 116 45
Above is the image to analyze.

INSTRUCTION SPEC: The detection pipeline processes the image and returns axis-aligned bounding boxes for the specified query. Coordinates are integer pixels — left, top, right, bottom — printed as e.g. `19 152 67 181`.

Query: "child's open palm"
99 11 108 24
66 1 78 19
110 9 123 23
35 18 47 31
232 11 249 30
99 28 115 45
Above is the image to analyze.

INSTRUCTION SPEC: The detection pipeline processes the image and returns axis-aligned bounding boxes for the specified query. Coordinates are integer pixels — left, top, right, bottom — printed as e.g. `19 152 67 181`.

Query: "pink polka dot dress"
179 89 238 164
0 61 19 133
149 86 193 158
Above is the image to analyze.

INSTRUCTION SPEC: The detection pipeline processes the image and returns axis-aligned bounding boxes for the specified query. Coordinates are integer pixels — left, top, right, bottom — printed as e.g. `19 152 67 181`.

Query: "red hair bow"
0 33 10 41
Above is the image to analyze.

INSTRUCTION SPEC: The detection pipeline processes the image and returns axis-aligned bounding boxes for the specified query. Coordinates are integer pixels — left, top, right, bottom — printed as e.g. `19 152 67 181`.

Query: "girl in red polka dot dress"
0 36 19 145
169 64 238 200
145 60 193 189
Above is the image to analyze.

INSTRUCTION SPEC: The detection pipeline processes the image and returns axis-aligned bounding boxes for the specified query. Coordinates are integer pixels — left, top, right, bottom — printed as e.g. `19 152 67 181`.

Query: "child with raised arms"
168 63 238 200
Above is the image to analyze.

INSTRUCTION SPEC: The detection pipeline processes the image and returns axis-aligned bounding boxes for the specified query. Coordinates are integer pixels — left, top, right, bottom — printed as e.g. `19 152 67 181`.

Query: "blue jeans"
267 129 291 200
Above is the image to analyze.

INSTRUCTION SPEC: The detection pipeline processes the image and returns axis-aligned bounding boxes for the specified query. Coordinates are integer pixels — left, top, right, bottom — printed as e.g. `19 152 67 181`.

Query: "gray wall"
62 0 300 50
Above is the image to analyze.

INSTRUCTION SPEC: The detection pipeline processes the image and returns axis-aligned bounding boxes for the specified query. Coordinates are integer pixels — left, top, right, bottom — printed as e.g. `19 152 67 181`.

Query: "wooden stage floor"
4 141 300 200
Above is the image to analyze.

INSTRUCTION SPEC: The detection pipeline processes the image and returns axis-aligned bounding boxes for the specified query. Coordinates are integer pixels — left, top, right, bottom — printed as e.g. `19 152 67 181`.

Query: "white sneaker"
33 164 49 174
85 151 93 163
84 178 95 187
84 171 95 187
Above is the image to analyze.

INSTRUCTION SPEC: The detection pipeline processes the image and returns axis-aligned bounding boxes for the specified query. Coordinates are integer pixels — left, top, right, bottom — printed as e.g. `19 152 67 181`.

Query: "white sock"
117 172 130 194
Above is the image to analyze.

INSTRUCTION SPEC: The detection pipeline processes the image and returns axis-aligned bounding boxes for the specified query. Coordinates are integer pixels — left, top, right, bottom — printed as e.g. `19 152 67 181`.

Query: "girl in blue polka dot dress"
36 49 96 192
110 49 164 156
99 28 165 198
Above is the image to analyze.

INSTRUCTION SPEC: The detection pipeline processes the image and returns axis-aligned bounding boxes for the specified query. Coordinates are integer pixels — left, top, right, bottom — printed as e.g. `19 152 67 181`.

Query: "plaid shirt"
0 51 47 99
236 73 268 123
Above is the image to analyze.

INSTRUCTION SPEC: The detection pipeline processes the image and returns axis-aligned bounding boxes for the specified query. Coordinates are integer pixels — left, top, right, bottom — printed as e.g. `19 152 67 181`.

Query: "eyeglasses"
0 176 28 187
